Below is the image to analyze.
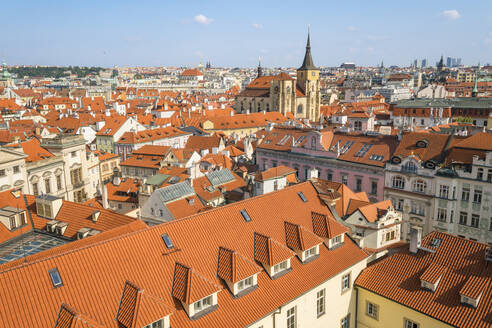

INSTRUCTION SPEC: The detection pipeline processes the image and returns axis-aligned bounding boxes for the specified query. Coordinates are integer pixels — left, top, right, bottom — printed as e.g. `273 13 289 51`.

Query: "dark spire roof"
257 57 263 78
298 28 317 70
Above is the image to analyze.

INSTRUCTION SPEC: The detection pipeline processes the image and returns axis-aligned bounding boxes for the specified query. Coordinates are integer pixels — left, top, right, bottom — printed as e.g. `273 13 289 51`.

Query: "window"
237 276 253 292
49 268 63 288
473 190 482 204
332 235 342 247
311 137 316 150
341 315 350 328
287 306 297 328
404 319 419 328
273 260 288 274
240 209 251 222
341 174 348 186
316 289 325 317
371 181 378 195
32 182 39 196
9 216 16 229
439 185 449 199
410 201 425 216
437 208 447 222
471 214 480 228
297 105 303 114
19 212 26 226
459 212 468 225
70 167 82 185
71 151 77 158
355 178 362 192
402 161 417 173
487 170 492 182
297 192 307 202
159 209 163 217
392 176 405 189
385 231 396 241
354 121 362 131
56 175 62 191
477 168 484 180
144 320 163 328
305 247 317 259
489 218 492 231
366 302 378 320
413 180 426 193
462 187 470 201
194 295 213 313
341 273 351 292
44 178 51 194
326 171 333 181
13 166 20 174
0 169 5 177
117 203 122 210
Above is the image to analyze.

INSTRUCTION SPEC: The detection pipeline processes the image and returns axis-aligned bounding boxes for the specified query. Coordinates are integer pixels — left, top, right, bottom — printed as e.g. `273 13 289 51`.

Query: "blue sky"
2 0 492 67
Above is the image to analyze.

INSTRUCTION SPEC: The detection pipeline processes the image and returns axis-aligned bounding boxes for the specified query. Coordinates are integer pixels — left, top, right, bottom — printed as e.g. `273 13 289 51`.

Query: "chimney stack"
409 226 422 254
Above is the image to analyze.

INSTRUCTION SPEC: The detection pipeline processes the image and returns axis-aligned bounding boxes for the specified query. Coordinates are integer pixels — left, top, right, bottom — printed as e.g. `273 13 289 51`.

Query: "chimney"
409 226 422 254
91 210 100 222
102 182 109 209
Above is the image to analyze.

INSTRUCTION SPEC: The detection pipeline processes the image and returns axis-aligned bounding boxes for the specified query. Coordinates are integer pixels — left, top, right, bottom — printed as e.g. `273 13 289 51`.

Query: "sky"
2 0 492 68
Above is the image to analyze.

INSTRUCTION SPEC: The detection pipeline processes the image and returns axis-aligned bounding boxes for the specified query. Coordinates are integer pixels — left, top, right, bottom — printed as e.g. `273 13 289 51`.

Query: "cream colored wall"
356 287 454 328
248 258 367 328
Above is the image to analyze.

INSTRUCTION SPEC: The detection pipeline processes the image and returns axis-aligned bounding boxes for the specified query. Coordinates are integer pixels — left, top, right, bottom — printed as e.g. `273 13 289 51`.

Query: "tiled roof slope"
393 132 450 162
355 232 492 328
0 182 367 327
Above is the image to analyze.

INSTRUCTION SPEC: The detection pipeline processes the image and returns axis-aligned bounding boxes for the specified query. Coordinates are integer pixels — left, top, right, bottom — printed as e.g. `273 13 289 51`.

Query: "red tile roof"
355 232 492 328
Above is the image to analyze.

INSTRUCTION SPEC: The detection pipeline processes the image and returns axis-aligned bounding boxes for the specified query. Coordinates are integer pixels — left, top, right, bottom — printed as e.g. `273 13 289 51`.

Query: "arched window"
286 86 291 93
297 105 303 114
392 176 405 189
311 137 316 150
413 179 426 193
402 161 418 173
266 103 270 111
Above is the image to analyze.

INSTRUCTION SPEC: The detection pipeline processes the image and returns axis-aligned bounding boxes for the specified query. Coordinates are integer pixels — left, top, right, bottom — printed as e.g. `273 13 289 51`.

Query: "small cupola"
284 221 323 263
254 232 295 279
217 247 262 297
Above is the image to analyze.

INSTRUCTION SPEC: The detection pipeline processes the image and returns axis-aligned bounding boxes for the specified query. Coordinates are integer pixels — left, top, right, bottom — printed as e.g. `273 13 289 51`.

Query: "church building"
235 31 321 122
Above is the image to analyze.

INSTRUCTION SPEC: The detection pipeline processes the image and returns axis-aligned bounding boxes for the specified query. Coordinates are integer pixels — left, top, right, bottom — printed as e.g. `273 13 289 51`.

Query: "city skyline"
1 0 492 68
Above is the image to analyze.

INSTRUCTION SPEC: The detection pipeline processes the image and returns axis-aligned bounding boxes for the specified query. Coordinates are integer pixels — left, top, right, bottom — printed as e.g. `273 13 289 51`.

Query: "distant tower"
437 55 445 72
257 57 263 78
472 63 480 97
296 26 320 121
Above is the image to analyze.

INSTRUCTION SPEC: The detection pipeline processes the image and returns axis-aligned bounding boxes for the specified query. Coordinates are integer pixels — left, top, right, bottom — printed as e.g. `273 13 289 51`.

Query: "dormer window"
273 260 289 275
237 276 254 292
143 319 164 328
193 295 213 313
330 234 343 248
304 246 318 260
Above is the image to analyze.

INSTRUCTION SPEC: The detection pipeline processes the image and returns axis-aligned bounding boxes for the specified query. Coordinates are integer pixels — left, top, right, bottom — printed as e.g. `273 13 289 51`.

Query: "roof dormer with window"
254 232 296 279
171 262 220 320
284 221 323 264
459 275 485 308
217 247 262 297
420 262 446 292
0 206 27 231
36 194 63 220
116 281 173 328
311 211 349 250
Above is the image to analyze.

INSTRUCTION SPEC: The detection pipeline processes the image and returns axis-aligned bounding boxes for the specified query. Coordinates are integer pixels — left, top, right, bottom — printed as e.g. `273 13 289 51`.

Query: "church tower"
296 28 320 121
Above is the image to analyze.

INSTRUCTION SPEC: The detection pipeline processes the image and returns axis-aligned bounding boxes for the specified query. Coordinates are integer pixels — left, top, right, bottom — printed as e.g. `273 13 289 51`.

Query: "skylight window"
294 135 306 145
298 191 307 202
49 268 63 288
162 234 174 249
340 141 355 154
430 237 442 248
277 134 292 145
240 209 251 222
354 143 373 157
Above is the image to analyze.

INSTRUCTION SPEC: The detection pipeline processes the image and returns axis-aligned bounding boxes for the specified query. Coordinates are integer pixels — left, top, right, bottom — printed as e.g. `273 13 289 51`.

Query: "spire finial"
307 25 311 48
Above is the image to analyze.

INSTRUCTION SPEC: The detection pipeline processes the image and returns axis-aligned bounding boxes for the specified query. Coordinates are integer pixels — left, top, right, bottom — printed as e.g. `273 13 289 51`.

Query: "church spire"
299 26 317 70
257 56 263 78
472 62 479 97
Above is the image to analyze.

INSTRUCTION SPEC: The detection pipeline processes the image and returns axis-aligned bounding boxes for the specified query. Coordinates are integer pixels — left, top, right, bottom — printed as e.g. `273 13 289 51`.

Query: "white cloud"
346 26 358 32
194 14 213 25
442 9 460 20
252 23 263 29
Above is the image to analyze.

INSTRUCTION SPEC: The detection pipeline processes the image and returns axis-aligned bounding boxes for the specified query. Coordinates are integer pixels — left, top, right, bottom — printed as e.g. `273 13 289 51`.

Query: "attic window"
240 209 251 222
162 234 174 249
416 140 429 148
297 192 307 202
273 260 288 275
48 268 63 288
